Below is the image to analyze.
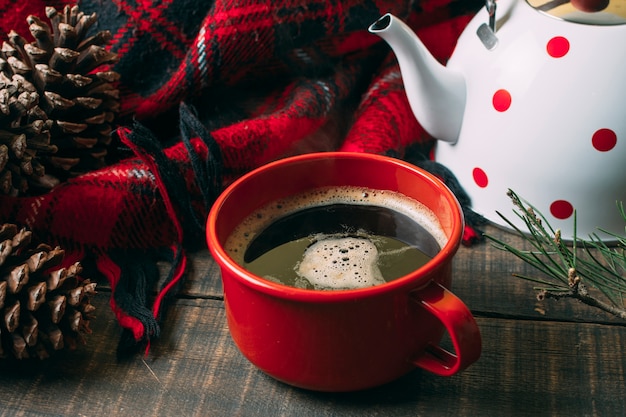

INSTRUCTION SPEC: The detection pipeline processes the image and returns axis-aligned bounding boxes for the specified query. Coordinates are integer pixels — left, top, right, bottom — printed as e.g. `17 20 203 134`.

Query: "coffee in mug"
224 185 447 290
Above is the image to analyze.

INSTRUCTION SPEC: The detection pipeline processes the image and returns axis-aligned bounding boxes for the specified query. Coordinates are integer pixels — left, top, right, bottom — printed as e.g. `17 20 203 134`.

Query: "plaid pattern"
93 0 411 119
0 0 483 354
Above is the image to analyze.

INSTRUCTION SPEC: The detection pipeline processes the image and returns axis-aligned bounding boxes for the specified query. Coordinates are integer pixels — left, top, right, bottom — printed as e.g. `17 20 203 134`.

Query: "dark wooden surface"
1 224 625 416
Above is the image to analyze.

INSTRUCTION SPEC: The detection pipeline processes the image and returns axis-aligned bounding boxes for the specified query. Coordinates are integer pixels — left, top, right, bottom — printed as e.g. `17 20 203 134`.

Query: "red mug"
207 152 481 392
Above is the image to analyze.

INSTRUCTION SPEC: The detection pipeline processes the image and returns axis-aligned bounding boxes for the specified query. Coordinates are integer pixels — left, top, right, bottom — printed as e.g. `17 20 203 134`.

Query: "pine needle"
485 189 626 320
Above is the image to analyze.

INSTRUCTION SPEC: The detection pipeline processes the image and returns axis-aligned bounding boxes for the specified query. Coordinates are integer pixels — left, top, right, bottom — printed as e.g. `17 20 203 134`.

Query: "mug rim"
207 151 464 302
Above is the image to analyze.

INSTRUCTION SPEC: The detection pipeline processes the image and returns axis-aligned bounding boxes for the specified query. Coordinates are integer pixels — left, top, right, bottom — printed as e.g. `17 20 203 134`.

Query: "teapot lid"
527 0 626 25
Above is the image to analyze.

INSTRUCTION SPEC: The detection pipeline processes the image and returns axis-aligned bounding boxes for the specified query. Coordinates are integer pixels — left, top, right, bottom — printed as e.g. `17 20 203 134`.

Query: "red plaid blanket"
0 0 483 356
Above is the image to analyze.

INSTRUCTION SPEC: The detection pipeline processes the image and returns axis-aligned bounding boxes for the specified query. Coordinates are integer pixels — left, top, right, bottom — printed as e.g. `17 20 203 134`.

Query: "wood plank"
451 225 626 324
0 294 624 416
178 249 224 298
2 224 624 416
184 224 626 324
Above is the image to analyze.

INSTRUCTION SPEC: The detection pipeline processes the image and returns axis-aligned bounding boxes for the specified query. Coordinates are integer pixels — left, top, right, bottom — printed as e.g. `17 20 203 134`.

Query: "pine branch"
536 279 626 320
485 189 626 321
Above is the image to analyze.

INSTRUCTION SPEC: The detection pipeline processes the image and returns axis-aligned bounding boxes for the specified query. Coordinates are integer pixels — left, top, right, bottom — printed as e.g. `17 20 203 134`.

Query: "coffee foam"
224 186 448 266
297 236 385 290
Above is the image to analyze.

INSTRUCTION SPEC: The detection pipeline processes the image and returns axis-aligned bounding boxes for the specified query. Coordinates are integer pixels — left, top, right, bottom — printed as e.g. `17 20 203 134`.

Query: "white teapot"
369 0 626 239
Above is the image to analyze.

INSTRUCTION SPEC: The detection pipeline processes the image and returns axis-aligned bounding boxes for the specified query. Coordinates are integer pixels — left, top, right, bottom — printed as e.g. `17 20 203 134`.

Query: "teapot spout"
369 14 466 143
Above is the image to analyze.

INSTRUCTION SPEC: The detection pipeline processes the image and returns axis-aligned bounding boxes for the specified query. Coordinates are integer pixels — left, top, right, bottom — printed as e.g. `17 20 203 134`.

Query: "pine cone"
0 223 97 359
0 5 119 196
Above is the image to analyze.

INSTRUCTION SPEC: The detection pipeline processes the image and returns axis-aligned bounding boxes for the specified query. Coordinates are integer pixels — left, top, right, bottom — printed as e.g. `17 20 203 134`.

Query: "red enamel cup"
207 152 481 392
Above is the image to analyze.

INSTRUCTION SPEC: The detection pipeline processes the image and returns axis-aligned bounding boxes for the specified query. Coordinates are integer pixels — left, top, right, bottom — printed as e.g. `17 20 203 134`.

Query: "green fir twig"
485 189 626 320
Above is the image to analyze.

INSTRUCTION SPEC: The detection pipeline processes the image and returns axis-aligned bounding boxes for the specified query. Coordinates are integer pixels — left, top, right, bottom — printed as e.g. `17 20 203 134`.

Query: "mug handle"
409 280 482 376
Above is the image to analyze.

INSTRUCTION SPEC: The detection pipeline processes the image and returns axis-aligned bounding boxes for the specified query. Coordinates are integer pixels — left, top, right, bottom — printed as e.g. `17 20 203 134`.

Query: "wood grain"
0 225 624 416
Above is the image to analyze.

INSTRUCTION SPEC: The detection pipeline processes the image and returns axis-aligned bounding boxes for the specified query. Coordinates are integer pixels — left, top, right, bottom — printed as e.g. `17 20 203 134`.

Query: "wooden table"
1 224 625 416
